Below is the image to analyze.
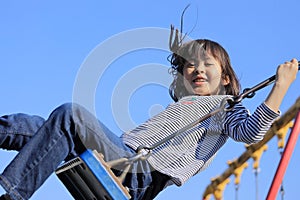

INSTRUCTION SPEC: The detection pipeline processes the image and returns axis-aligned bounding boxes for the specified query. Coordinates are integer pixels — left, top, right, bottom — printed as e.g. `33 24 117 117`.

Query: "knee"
53 103 73 115
51 103 91 123
50 103 80 119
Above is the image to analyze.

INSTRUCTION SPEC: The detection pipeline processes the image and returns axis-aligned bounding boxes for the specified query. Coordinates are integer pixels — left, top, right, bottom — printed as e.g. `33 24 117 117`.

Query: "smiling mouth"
193 78 207 84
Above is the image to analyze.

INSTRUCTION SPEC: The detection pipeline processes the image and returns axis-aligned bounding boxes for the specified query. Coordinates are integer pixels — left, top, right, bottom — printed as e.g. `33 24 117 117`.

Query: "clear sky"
0 1 300 199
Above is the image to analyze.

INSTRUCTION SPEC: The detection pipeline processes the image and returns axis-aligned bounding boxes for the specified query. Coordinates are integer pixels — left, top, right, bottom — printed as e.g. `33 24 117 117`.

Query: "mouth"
192 77 208 85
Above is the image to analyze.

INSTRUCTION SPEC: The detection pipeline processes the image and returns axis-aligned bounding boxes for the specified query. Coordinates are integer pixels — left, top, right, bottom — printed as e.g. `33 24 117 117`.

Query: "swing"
56 62 300 200
56 149 131 200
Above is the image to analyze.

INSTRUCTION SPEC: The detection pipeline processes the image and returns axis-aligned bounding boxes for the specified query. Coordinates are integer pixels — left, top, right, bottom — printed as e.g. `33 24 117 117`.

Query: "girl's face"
182 52 230 96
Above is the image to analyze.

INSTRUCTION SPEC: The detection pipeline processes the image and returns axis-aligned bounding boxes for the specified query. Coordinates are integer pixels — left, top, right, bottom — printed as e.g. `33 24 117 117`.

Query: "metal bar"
232 61 300 104
137 97 231 152
146 105 224 150
266 110 300 200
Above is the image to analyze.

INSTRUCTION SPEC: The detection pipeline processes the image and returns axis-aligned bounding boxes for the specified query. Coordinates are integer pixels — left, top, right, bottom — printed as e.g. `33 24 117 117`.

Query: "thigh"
70 104 134 161
78 120 134 161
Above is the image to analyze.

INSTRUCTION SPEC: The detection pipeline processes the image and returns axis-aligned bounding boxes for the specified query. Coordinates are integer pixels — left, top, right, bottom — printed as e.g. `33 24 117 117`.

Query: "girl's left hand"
275 58 298 87
264 58 298 112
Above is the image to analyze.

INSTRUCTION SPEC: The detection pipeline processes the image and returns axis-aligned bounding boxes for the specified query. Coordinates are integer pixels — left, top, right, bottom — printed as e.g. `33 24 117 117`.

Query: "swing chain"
135 96 234 155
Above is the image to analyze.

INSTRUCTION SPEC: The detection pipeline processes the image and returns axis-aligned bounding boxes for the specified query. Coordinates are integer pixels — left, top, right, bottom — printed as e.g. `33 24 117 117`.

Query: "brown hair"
168 39 241 102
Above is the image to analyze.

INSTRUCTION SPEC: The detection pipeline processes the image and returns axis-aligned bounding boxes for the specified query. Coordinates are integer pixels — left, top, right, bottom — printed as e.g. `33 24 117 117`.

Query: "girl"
0 37 298 200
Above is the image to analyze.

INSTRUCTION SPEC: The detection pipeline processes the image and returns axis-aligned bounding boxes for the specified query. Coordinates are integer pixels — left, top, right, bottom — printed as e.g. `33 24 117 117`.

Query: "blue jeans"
0 103 169 200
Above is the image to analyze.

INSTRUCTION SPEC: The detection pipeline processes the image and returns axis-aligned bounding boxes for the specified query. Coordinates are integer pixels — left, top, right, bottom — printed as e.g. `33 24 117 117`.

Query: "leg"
0 114 45 150
0 103 132 200
0 103 169 200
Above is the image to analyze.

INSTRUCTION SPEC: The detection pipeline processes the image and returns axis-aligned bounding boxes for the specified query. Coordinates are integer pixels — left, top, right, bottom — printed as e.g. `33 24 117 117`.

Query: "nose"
194 64 205 74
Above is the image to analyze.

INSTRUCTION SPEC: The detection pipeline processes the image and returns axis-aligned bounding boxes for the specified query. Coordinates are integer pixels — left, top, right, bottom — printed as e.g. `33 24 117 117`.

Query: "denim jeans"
0 103 169 200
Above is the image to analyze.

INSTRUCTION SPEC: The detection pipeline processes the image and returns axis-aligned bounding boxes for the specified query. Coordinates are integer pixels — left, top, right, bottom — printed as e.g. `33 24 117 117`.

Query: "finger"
290 58 298 64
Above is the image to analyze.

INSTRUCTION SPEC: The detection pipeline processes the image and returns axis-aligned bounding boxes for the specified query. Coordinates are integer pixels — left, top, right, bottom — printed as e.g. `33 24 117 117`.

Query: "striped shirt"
121 95 279 186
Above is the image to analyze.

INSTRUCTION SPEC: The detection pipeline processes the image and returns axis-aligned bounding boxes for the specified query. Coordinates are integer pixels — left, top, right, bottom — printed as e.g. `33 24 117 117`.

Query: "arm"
225 59 298 144
224 103 280 144
265 58 298 112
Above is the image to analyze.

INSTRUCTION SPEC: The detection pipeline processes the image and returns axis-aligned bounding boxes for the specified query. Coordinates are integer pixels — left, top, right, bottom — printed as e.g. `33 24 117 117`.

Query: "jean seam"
0 131 33 137
0 175 23 200
8 130 65 199
21 132 63 180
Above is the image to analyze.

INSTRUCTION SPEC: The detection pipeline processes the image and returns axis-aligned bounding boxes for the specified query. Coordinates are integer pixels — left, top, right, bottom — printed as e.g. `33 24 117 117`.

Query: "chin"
192 92 211 96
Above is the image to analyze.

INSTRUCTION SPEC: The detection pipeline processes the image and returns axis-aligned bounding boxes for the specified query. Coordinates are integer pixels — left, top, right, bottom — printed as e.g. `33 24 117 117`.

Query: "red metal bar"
266 110 300 200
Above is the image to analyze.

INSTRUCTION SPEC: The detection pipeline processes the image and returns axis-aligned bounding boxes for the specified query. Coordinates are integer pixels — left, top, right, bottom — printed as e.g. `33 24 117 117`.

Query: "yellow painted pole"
202 97 300 199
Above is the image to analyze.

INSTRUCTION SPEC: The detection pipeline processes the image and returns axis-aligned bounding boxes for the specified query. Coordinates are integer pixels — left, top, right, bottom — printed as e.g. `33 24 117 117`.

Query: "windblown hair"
168 27 241 102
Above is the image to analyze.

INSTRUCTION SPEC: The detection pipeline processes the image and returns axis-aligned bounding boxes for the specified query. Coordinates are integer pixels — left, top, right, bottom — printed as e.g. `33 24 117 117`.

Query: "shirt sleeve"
223 102 280 144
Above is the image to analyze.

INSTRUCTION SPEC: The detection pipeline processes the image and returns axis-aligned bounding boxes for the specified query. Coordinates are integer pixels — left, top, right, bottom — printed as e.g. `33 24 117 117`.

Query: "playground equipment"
202 98 300 200
56 149 131 200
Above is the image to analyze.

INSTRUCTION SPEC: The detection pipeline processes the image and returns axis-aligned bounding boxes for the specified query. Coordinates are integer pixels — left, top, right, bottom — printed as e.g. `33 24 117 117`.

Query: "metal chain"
278 149 285 200
135 96 233 159
235 184 239 200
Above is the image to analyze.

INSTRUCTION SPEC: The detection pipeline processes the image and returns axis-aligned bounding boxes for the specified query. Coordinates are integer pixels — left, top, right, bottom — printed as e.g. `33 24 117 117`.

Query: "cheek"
183 70 192 81
208 67 222 80
206 70 221 82
182 71 193 89
182 73 191 86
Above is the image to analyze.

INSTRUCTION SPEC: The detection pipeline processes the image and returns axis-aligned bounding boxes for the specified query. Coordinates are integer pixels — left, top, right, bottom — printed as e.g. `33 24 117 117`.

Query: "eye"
204 62 214 66
186 62 195 68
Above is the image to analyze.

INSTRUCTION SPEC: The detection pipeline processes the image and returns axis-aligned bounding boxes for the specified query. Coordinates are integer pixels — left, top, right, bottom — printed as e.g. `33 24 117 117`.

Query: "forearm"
264 82 289 113
264 58 298 112
225 103 279 144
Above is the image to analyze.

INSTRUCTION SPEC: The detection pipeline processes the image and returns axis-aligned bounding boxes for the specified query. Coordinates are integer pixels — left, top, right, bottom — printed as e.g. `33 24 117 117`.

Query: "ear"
222 75 230 86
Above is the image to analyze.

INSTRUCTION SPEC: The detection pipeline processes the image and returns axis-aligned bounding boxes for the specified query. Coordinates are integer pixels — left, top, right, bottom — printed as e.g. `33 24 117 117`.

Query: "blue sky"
0 1 300 199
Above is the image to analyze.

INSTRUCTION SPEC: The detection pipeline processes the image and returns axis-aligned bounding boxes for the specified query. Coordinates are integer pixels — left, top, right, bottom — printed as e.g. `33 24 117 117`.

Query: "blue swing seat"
55 149 131 200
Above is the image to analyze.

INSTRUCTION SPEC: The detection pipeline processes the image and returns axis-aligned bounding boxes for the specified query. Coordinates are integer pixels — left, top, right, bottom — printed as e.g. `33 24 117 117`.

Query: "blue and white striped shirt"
121 95 279 186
